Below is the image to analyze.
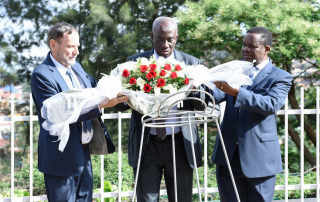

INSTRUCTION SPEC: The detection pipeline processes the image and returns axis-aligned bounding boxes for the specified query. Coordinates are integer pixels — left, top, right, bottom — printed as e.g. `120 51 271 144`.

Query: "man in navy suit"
204 27 292 201
115 17 205 202
31 22 128 202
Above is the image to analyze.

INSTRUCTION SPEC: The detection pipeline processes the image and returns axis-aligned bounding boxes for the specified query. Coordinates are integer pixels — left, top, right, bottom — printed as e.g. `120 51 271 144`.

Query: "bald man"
115 17 205 202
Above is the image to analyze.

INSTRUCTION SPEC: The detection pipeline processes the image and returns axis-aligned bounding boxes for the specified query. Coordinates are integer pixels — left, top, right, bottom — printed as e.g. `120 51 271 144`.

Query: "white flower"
164 70 171 78
168 85 177 94
180 61 187 69
122 84 132 89
154 86 161 95
176 71 185 78
163 84 173 91
163 84 177 94
156 57 166 66
140 57 149 66
136 77 146 87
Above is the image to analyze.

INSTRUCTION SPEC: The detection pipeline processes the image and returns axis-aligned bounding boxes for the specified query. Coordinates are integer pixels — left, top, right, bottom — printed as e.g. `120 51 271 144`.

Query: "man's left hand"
214 81 239 97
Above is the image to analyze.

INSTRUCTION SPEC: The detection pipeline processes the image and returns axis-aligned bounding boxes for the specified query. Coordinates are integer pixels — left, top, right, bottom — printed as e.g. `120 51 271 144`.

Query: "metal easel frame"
132 89 240 202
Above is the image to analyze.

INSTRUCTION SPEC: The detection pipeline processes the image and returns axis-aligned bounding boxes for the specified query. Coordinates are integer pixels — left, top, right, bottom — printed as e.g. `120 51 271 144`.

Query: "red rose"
149 70 156 78
164 63 171 71
122 69 130 77
170 72 177 79
140 65 148 73
149 64 157 70
143 84 151 92
129 77 136 84
183 78 189 85
175 64 182 71
160 70 166 76
146 73 152 80
157 78 165 87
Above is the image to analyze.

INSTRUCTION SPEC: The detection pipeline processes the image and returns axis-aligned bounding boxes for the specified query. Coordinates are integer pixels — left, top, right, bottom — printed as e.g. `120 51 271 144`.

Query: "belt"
149 131 183 141
83 143 89 151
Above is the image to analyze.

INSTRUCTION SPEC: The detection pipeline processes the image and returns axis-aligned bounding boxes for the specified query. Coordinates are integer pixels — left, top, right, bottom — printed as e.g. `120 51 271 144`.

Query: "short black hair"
247 26 272 47
47 22 78 50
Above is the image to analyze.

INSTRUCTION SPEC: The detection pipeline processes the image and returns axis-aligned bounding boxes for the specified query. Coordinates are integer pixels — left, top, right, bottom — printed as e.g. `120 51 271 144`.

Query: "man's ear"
50 39 56 50
265 45 271 54
150 32 154 42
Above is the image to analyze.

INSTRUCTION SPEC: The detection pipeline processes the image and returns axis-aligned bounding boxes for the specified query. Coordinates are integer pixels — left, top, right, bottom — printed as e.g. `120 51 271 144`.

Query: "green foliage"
176 0 320 70
274 173 318 199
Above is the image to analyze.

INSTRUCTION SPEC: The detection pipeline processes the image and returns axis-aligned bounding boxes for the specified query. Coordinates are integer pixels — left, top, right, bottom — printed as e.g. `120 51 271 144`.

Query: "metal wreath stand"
132 89 240 202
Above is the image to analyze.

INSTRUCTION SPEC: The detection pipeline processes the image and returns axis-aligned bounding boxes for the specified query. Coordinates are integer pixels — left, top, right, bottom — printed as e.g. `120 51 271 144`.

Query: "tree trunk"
287 82 317 146
279 115 316 167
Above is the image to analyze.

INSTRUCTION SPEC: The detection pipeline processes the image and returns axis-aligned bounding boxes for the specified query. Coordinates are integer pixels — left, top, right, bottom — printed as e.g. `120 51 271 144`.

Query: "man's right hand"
99 93 129 109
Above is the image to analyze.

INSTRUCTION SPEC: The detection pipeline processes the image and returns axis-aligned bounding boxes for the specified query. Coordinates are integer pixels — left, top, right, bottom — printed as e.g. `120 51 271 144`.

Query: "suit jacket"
204 59 292 178
31 52 115 176
115 49 205 169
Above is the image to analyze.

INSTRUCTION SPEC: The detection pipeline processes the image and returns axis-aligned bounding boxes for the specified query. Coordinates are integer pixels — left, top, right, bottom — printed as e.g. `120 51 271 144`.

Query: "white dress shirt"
252 58 270 80
149 50 182 136
50 54 94 144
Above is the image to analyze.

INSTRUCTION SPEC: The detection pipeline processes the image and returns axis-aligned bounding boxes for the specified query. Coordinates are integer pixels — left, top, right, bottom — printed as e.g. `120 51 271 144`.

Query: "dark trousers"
216 145 276 202
133 132 193 202
44 147 93 202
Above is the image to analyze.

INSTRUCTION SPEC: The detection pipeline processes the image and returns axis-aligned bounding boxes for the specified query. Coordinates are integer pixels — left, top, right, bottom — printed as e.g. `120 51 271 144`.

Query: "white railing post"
317 87 319 202
301 87 304 201
118 112 122 202
29 94 34 202
204 120 208 202
101 109 105 201
285 97 289 202
10 94 15 200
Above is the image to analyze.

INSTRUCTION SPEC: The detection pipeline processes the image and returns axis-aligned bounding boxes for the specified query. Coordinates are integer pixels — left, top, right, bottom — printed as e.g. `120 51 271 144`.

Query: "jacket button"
235 126 238 129
78 123 82 127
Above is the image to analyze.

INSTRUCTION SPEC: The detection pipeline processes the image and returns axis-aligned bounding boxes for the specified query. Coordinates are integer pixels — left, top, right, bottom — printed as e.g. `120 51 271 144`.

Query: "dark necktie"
156 120 167 140
66 68 92 133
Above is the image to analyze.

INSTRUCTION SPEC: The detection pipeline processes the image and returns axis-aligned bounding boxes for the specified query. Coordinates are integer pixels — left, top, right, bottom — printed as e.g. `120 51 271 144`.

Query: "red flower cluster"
157 78 165 87
170 72 177 79
160 70 166 76
146 70 157 80
175 64 182 71
149 64 157 70
164 63 171 71
121 59 190 94
123 69 130 77
129 77 136 84
143 84 151 92
140 65 148 73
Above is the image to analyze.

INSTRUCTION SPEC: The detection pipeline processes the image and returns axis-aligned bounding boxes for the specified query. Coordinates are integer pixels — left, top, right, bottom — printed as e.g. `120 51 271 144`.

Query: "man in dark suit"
115 17 205 202
31 22 128 202
204 27 292 201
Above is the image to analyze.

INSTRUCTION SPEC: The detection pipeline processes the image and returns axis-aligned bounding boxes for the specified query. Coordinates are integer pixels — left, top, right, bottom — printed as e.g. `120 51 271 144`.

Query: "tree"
176 0 320 169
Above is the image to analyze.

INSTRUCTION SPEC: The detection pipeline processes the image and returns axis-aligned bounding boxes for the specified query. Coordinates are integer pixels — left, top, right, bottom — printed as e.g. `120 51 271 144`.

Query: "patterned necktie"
66 68 92 133
250 66 259 79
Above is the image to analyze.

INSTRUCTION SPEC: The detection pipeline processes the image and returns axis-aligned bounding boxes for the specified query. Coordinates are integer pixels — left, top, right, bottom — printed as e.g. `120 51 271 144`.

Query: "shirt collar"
256 58 270 70
154 50 175 61
50 53 71 73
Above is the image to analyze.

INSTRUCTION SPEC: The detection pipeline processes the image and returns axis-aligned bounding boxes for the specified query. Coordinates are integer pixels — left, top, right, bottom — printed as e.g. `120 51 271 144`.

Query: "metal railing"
0 87 319 202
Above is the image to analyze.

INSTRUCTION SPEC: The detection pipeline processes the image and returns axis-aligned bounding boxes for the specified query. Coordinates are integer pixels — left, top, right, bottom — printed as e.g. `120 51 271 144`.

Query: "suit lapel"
46 52 70 92
146 49 155 59
174 49 183 62
72 64 91 88
247 60 273 91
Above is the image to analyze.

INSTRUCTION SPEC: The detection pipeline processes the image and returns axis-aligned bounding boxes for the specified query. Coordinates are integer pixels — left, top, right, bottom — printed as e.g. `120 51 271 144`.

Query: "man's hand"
214 81 239 97
99 93 129 109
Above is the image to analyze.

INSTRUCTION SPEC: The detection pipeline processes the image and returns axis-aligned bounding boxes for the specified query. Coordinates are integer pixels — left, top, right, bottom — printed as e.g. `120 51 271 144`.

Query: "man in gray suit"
115 17 205 202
